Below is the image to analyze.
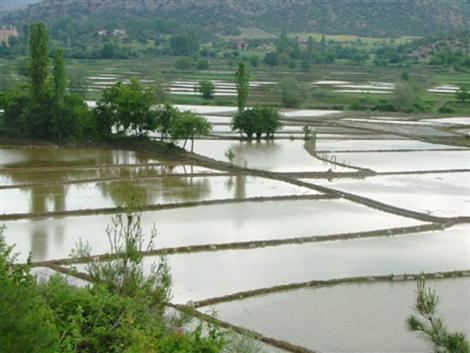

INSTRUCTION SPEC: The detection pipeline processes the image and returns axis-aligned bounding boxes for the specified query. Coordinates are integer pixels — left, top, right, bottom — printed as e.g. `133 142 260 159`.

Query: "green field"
1 56 469 115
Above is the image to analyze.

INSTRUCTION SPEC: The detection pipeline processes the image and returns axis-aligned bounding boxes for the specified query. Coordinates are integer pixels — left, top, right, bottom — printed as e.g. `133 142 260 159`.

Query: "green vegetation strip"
0 194 335 221
30 223 445 268
0 172 234 190
193 270 470 308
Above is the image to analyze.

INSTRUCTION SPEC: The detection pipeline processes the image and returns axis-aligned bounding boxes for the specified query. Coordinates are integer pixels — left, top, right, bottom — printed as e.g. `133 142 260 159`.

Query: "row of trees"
0 23 212 150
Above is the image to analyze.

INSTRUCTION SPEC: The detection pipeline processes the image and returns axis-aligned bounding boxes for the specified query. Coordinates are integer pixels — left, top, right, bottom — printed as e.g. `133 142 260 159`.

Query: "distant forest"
6 0 470 37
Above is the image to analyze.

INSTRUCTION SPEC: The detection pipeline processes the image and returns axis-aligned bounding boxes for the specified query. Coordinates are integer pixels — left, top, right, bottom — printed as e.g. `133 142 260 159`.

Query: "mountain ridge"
7 0 470 37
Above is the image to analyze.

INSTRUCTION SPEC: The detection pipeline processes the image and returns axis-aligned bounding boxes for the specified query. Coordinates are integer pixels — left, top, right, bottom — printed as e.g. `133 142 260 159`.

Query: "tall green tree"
52 48 66 104
29 22 49 97
235 62 249 113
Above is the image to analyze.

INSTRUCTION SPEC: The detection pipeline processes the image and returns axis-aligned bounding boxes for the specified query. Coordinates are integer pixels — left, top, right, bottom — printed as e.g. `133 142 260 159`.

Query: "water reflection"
194 139 354 172
0 146 159 169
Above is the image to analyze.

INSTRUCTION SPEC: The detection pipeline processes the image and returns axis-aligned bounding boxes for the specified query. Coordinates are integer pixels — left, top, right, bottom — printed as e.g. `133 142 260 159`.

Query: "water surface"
205 277 470 353
308 172 470 217
140 224 469 303
4 198 421 262
0 175 314 215
193 140 355 172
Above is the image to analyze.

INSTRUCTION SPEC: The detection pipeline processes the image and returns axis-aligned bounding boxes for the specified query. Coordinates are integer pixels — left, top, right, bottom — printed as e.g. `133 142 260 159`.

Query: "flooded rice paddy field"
203 277 470 353
307 172 470 218
5 198 422 262
0 175 316 216
137 224 468 303
1 108 470 352
323 150 470 172
193 139 357 172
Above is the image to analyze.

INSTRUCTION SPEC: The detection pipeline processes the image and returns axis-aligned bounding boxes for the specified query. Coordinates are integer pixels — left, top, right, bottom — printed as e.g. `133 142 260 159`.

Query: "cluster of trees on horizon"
1 15 469 73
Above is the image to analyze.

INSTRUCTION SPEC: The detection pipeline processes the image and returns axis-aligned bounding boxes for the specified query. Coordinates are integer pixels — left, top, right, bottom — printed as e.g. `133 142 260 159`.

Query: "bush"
197 80 215 100
438 104 457 114
392 81 418 112
196 59 210 70
174 57 193 71
170 111 212 151
232 107 281 139
0 226 60 353
279 78 305 108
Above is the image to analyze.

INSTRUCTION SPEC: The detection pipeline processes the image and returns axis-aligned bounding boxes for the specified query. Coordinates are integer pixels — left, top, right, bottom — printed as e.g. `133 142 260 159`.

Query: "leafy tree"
170 111 212 151
279 78 305 108
232 107 281 139
29 22 49 97
197 80 215 100
52 49 66 104
235 62 249 113
170 32 200 56
156 104 178 141
276 30 290 54
392 81 418 112
456 87 470 103
95 79 157 136
407 278 470 353
263 51 279 66
196 58 210 70
174 57 193 71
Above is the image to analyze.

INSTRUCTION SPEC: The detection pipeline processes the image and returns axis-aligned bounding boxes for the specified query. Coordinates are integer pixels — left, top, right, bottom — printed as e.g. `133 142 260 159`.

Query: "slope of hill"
8 0 470 37
2 0 39 12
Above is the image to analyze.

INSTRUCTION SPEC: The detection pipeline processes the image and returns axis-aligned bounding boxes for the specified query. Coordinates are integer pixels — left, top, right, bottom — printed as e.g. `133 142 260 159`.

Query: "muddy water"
324 150 470 172
193 140 355 172
4 198 421 262
206 277 470 353
0 164 216 187
315 139 464 151
0 175 315 215
140 224 469 303
307 172 470 217
0 146 161 169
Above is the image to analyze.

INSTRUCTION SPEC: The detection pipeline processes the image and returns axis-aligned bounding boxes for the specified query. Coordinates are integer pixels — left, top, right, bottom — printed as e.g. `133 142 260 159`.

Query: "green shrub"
0 226 60 353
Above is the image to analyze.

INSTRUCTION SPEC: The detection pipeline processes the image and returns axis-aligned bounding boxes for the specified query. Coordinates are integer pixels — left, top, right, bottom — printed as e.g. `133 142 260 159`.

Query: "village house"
235 39 248 50
0 26 19 46
97 28 128 39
